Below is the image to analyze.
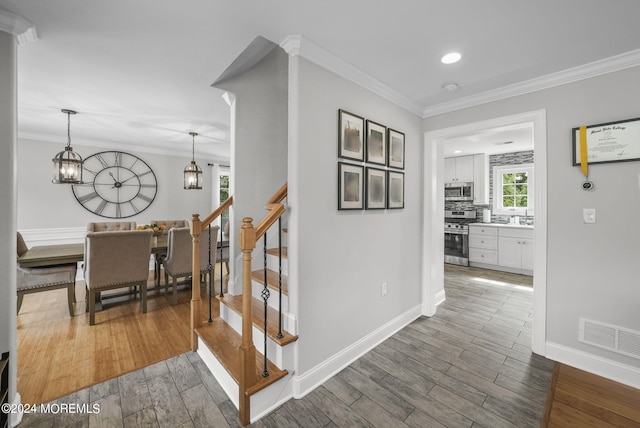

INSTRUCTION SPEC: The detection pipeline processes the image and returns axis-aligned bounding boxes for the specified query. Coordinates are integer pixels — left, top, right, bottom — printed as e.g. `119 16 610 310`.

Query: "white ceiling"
3 0 640 162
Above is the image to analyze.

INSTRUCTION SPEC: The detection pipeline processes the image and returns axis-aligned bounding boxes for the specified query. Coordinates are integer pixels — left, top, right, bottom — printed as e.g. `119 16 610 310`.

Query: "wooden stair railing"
238 182 287 425
189 196 233 351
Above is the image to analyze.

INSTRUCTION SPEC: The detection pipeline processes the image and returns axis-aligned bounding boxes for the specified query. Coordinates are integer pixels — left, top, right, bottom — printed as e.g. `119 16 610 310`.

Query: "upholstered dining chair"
86 221 136 232
83 229 153 325
161 226 218 305
151 220 189 283
16 232 77 317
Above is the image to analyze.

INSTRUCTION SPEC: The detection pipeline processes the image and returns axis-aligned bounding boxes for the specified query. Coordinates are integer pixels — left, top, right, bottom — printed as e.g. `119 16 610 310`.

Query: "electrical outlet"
381 282 388 297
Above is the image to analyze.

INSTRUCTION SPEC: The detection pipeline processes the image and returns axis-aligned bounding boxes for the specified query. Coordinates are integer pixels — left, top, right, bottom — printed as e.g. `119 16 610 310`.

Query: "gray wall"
214 47 289 287
17 138 213 230
0 29 18 409
291 56 423 374
424 66 640 369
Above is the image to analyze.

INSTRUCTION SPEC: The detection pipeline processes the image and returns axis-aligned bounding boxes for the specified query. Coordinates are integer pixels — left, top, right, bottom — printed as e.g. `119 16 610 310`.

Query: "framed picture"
388 128 405 169
387 170 404 209
338 109 365 161
365 167 386 209
338 162 364 210
366 120 387 165
572 117 640 166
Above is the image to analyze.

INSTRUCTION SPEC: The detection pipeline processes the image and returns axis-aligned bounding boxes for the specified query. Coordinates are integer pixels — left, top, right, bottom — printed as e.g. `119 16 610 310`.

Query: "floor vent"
579 318 640 360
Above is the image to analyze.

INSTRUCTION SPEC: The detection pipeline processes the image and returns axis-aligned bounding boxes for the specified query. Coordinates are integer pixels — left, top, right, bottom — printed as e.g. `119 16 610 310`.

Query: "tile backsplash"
445 150 534 224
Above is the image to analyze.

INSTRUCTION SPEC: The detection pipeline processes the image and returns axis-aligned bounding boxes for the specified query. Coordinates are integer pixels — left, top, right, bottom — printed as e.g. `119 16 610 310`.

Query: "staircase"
187 184 296 424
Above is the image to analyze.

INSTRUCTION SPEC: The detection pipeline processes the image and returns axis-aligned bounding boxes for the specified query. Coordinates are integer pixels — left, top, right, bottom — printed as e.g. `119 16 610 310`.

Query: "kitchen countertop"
468 222 534 229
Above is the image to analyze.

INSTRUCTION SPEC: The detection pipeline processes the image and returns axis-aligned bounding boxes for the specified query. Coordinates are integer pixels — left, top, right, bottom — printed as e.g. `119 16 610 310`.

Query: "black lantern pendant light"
184 131 203 190
52 109 84 184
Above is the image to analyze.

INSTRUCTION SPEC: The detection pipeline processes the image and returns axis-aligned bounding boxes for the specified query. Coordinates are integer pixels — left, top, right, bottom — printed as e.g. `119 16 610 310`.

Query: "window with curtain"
219 173 230 232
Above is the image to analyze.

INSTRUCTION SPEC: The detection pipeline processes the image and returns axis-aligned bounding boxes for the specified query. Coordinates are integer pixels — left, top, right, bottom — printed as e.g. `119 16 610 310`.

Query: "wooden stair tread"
251 268 288 295
266 247 287 259
194 320 288 396
218 295 298 346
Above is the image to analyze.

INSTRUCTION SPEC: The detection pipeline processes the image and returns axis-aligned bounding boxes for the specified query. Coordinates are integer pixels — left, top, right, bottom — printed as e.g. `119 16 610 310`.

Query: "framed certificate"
572 117 640 166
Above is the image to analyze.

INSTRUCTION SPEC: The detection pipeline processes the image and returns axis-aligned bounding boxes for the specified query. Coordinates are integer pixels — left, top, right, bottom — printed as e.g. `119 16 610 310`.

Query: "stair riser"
266 253 288 275
251 280 289 312
220 305 295 370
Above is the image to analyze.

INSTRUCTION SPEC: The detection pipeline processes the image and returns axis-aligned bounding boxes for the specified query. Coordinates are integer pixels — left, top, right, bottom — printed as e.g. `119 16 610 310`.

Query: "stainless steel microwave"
444 182 473 201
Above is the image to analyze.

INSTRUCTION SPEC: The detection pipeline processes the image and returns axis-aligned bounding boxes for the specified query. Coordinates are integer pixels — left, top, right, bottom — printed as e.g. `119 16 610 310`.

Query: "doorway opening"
422 110 547 356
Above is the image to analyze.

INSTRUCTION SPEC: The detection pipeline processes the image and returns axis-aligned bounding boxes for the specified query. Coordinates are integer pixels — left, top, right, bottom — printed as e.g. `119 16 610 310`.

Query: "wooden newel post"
190 213 202 352
238 217 257 425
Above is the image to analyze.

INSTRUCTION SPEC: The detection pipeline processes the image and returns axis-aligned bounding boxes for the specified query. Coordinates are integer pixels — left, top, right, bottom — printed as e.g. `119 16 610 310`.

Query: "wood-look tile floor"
18 263 559 427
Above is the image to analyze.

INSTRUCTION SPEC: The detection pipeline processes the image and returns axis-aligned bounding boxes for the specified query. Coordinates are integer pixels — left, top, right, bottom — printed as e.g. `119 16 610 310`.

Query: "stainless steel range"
444 210 476 266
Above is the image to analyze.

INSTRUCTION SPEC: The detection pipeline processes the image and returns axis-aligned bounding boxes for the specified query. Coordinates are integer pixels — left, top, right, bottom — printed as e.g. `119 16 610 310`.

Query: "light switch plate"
583 208 596 224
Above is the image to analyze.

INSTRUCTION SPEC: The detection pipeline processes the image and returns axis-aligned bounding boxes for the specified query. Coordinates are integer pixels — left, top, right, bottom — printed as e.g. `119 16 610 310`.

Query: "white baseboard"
435 290 446 307
292 304 422 398
546 341 640 389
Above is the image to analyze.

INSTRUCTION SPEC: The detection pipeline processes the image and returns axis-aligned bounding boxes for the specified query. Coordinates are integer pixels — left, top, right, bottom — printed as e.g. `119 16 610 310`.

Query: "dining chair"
16 232 77 317
86 221 137 232
83 229 153 325
161 226 219 305
151 220 189 282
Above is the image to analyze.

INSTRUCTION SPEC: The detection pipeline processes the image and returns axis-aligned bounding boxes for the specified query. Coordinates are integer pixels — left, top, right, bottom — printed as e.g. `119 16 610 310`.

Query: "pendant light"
184 131 202 189
52 109 84 184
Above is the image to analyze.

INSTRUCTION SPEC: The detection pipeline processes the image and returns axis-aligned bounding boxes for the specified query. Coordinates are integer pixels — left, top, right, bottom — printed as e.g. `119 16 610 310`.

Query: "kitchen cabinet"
469 225 498 265
445 154 489 204
444 155 474 183
498 228 534 272
473 153 489 205
468 224 533 275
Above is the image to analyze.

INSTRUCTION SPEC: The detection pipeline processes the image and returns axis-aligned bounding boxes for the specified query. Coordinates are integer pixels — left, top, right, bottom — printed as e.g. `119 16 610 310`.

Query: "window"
219 172 230 233
493 163 534 215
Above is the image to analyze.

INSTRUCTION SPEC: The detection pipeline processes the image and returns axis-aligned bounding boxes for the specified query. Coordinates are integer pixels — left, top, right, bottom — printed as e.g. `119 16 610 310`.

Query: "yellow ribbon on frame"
579 125 588 177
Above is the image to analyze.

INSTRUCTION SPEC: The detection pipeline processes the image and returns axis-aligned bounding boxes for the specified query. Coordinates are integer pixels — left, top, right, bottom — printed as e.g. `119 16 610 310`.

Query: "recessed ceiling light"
453 150 462 154
441 52 461 64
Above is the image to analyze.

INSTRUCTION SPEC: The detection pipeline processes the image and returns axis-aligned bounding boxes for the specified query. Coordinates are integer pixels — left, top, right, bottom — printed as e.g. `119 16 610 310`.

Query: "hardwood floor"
543 363 640 427
16 267 224 404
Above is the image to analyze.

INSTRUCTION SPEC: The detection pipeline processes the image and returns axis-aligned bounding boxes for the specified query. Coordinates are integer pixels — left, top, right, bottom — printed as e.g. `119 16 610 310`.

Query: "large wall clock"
71 151 158 219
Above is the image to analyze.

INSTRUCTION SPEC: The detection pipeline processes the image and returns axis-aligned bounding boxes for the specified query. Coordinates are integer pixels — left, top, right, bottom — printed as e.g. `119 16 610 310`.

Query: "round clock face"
72 151 158 218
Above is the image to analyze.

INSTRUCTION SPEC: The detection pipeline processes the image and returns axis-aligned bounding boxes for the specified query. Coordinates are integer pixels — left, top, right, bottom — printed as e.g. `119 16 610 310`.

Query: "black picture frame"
571 117 640 166
338 109 365 161
387 170 404 209
387 128 405 169
366 120 387 165
338 162 364 210
365 167 387 209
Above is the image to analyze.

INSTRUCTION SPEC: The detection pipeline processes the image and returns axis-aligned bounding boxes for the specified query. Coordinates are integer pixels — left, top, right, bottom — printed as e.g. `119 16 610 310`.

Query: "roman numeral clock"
71 151 158 218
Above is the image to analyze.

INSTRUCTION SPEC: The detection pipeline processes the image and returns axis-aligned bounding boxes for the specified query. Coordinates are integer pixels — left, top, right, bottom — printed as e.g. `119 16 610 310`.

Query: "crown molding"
18 131 230 163
0 7 37 45
423 49 640 118
280 35 423 116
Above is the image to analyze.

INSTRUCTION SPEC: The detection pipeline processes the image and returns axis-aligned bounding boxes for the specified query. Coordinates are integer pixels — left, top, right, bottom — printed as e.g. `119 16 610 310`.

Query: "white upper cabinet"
444 155 474 183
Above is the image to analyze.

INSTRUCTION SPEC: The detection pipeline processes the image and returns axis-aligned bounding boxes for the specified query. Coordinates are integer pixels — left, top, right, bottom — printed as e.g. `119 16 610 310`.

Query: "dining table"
17 234 229 309
17 235 229 268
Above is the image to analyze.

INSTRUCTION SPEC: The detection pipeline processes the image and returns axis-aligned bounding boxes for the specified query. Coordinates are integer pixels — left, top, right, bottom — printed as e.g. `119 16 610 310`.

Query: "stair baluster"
262 233 270 377
277 217 283 339
207 224 214 322
219 222 224 299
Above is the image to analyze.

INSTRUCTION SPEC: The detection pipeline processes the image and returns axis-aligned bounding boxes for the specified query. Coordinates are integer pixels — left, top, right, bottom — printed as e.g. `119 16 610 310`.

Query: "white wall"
290 56 423 376
0 28 18 413
424 66 640 378
17 138 213 232
213 47 289 289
